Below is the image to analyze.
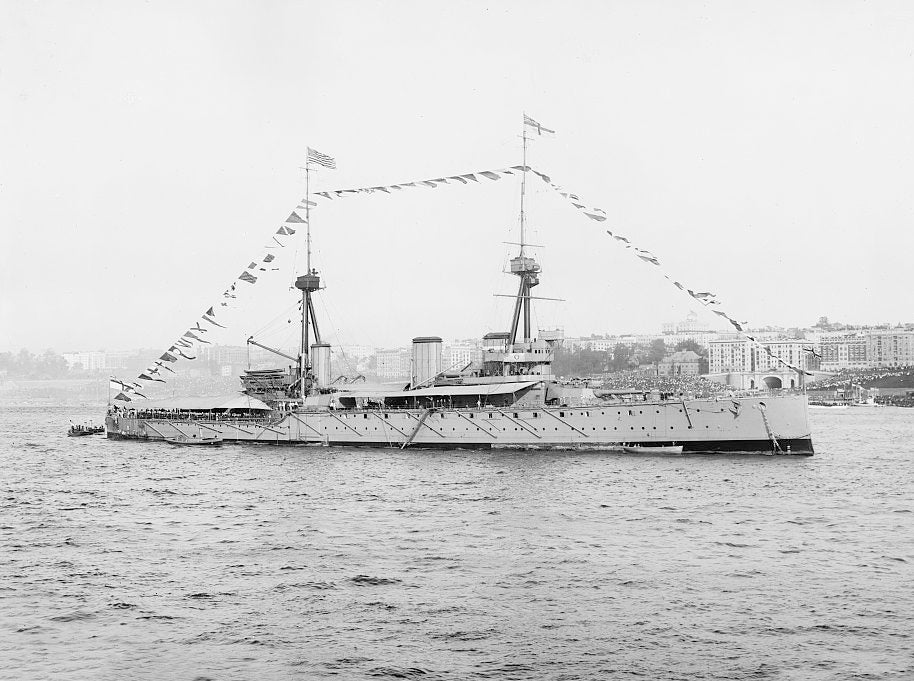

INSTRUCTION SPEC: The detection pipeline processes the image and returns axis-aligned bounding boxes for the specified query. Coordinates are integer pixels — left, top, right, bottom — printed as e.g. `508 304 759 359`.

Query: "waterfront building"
707 338 809 390
662 331 721 348
662 311 715 335
538 328 565 347
575 334 659 353
579 338 616 352
443 340 481 371
104 350 135 370
866 329 914 367
337 345 375 361
658 350 700 376
202 345 248 367
818 331 868 371
376 348 412 379
62 351 106 373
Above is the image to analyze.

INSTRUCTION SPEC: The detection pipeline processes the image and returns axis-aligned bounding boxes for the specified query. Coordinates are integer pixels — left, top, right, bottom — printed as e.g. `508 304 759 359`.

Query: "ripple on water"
350 575 403 586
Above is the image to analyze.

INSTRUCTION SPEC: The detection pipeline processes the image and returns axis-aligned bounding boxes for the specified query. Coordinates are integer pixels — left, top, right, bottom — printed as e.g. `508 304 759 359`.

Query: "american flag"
523 114 555 135
307 147 336 169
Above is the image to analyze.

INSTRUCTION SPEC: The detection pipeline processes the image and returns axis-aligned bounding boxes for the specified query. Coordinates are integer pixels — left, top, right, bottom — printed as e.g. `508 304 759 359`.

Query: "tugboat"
107 128 813 455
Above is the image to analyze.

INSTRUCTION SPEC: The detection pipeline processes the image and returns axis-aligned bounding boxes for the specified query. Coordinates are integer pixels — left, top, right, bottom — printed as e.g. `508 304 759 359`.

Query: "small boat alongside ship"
165 434 223 446
621 445 684 455
68 424 104 437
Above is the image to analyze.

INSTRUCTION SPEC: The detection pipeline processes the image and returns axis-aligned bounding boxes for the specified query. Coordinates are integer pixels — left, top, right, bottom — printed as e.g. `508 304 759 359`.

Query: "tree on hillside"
0 349 70 379
647 338 666 365
611 344 631 371
554 348 610 376
674 339 706 356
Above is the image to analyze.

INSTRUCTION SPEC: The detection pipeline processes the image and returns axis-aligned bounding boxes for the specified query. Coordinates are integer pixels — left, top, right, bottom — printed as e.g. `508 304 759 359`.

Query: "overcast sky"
2 1 913 355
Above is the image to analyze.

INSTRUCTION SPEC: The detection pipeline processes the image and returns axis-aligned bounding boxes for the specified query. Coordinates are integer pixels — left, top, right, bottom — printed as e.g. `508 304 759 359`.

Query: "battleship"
107 132 814 455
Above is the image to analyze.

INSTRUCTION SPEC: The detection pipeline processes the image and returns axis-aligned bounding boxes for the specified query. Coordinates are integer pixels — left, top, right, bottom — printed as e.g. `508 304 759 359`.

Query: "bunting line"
127 155 809 391
128 160 525 391
527 169 812 377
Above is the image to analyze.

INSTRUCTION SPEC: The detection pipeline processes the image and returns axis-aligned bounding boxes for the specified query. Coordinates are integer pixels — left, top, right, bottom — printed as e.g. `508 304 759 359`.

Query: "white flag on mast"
523 114 555 136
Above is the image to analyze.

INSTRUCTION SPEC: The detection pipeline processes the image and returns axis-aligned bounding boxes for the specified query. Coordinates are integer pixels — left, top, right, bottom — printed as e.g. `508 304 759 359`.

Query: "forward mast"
294 159 330 396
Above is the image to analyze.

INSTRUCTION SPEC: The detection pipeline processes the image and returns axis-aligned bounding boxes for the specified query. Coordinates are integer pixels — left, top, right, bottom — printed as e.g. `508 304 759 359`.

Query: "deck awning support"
541 409 589 437
454 410 497 438
496 409 542 438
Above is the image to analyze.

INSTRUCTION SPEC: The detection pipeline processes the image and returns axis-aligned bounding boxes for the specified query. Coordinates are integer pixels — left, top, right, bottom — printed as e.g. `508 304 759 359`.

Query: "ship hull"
106 394 813 455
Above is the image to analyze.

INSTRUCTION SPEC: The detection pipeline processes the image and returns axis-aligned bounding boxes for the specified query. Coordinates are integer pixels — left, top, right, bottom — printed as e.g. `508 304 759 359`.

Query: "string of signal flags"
112 126 811 400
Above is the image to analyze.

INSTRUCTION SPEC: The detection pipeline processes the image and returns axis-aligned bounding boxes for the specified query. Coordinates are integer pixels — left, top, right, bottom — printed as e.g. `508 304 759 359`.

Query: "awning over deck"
334 381 410 394
118 393 273 411
340 381 540 400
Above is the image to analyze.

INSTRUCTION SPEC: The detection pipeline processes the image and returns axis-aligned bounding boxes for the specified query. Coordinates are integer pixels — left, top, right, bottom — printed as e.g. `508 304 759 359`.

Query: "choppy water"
1 406 912 680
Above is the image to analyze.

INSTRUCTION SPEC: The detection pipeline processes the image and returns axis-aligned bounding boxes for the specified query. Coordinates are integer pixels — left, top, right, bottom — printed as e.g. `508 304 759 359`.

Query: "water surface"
1 407 912 679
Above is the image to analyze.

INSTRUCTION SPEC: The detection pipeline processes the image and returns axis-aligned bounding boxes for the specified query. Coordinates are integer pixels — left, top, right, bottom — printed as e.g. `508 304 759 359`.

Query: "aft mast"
508 118 541 348
480 114 557 384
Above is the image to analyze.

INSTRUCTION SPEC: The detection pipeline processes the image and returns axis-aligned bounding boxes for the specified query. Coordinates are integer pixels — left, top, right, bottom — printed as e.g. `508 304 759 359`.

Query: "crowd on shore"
595 371 730 398
810 366 914 390
876 395 914 408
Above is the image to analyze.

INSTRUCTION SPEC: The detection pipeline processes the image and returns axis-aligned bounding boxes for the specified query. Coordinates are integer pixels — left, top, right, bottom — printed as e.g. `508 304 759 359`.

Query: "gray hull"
107 394 813 455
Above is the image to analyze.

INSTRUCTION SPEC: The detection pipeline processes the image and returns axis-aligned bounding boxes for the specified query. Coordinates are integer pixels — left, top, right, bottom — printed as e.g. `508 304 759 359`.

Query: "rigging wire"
247 300 301 339
316 293 358 376
321 283 380 352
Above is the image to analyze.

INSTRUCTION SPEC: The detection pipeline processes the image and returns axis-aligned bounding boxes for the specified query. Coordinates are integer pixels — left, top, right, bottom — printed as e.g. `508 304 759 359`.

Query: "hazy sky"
2 1 913 355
